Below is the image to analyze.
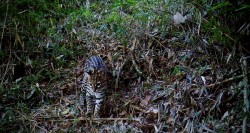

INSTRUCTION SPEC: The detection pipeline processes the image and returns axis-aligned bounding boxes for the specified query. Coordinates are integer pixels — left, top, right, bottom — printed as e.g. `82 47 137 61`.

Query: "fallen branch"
15 110 49 132
191 75 244 88
206 75 244 88
82 117 141 122
241 57 249 133
130 104 148 113
18 116 141 122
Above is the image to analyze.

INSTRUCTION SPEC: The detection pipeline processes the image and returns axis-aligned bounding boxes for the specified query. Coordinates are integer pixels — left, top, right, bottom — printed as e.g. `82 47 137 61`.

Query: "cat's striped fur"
81 55 107 117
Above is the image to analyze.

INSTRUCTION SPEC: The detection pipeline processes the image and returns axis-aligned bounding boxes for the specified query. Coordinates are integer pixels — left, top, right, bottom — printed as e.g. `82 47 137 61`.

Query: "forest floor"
0 0 249 132
26 20 249 133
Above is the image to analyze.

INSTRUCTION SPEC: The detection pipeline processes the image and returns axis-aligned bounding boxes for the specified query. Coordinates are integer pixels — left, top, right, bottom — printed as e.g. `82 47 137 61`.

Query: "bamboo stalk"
241 57 249 133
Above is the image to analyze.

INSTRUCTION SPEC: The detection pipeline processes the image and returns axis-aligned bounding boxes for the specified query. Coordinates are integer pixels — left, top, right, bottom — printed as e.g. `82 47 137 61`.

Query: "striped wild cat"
81 55 108 118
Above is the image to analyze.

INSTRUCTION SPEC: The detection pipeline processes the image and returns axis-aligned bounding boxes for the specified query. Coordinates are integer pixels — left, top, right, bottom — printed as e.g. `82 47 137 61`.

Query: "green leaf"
26 87 36 99
235 4 250 11
210 2 232 11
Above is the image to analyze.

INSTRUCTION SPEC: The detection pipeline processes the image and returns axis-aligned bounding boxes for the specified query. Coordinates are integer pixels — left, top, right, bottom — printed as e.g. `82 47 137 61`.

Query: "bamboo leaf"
16 32 24 49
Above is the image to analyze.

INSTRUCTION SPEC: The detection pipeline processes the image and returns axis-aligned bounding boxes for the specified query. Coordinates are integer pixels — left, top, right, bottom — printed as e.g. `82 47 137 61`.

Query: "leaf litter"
24 35 248 132
12 2 249 133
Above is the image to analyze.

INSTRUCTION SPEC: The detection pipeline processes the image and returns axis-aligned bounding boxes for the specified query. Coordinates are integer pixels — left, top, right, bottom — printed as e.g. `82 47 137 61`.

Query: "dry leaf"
145 106 159 114
61 108 69 115
140 95 151 107
220 111 229 121
173 12 186 25
167 117 175 124
72 28 77 34
201 76 206 85
190 97 197 106
16 32 24 49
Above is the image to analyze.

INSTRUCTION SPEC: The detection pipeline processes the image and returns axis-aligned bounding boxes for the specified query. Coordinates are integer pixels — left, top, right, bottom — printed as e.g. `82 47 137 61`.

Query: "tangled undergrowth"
0 0 249 132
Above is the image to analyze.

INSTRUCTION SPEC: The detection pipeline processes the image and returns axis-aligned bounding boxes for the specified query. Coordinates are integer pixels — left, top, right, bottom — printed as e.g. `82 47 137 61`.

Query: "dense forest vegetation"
0 0 249 132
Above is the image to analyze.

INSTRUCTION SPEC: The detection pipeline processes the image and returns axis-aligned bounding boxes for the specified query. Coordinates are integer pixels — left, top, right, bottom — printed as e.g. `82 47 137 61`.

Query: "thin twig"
192 75 244 88
115 61 125 89
132 56 143 76
16 110 48 132
145 32 168 50
0 0 9 50
18 116 141 122
202 18 236 42
90 117 141 121
241 57 249 111
130 104 148 113
0 44 12 85
131 38 143 76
